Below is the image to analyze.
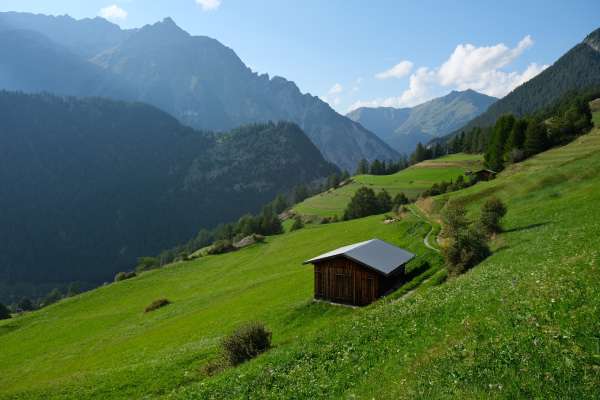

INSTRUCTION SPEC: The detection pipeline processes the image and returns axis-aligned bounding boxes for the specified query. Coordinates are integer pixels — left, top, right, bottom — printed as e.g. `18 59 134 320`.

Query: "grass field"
293 153 482 218
0 211 440 399
168 114 600 399
2 119 600 399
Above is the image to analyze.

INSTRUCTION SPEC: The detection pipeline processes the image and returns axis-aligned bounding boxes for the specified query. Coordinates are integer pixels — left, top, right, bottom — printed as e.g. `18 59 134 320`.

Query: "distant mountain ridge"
0 12 398 171
449 27 600 137
347 89 496 153
0 91 336 299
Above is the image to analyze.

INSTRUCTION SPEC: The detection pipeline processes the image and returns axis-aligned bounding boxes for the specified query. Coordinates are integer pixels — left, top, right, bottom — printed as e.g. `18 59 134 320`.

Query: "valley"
2 113 599 398
0 7 599 400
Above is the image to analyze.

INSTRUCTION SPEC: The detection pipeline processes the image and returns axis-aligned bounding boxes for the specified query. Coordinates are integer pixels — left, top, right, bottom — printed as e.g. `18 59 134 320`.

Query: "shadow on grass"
504 222 550 233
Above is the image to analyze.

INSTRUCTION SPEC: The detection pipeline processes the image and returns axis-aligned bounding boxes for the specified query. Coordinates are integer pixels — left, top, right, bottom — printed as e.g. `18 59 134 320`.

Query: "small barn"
467 168 497 181
303 239 415 306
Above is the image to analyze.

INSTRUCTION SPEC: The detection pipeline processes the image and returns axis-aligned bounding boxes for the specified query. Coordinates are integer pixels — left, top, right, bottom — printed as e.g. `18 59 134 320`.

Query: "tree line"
423 90 599 169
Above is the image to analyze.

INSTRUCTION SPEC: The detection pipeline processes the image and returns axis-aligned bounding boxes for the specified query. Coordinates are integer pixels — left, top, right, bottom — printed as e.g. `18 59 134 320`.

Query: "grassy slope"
3 121 600 399
172 118 600 399
293 153 482 218
0 213 439 399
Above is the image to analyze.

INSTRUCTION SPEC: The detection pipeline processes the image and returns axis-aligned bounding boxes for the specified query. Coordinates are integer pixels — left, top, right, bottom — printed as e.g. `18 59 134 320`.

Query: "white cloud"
350 35 547 111
322 83 344 107
99 5 128 21
328 83 343 95
196 0 222 11
375 60 413 79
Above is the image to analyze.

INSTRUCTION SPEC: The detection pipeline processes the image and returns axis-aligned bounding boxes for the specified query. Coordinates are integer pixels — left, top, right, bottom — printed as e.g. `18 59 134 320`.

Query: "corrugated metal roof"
303 239 415 276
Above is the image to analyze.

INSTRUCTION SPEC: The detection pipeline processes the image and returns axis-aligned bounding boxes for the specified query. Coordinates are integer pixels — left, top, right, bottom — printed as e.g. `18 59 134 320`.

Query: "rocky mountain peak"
584 27 600 52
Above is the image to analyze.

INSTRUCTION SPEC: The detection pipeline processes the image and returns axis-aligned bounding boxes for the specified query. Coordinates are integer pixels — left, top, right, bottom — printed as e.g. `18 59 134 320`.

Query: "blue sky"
2 0 599 113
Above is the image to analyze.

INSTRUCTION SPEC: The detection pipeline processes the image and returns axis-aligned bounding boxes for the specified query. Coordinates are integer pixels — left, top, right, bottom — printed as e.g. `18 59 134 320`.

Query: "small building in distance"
303 239 415 306
467 168 497 181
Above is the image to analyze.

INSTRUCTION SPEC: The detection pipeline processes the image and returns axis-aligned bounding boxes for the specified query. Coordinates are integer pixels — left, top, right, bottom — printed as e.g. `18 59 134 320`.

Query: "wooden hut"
303 239 415 306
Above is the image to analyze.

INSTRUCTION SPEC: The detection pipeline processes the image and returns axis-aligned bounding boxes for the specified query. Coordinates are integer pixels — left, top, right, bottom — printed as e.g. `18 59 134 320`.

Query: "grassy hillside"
0 213 439 399
2 117 600 399
169 114 600 399
293 153 482 218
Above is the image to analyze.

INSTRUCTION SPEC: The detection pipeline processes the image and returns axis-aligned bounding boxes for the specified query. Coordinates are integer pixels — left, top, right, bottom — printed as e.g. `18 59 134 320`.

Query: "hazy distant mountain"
452 27 600 136
347 90 497 153
0 91 336 299
0 13 398 171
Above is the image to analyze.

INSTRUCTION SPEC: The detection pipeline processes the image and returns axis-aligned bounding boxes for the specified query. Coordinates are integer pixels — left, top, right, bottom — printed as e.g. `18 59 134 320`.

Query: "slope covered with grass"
0 211 439 399
2 119 600 399
172 117 600 399
293 153 482 218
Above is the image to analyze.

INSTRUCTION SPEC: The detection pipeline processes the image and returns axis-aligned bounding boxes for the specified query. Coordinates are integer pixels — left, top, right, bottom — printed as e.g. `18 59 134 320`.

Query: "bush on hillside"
290 217 304 231
136 257 159 272
114 271 137 282
343 187 393 220
17 298 35 312
0 303 11 320
479 197 507 235
221 322 272 366
393 192 409 207
144 298 170 313
441 201 469 240
207 240 235 255
42 288 63 307
443 226 490 276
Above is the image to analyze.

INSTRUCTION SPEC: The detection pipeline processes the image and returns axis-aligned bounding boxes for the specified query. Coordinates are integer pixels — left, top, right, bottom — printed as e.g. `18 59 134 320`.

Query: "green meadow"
0 212 438 399
293 153 482 218
2 119 600 399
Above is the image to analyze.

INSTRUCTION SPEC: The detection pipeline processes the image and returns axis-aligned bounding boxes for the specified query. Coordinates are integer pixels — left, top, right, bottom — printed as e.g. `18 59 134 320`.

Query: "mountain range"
347 89 497 153
0 91 336 299
0 12 399 170
450 27 600 136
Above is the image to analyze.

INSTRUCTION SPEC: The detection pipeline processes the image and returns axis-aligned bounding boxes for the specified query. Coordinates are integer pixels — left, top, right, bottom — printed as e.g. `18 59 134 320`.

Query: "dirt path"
408 205 440 253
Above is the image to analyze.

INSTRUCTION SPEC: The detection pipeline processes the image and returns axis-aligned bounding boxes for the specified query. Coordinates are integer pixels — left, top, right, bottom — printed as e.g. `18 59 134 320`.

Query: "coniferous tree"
272 194 288 214
524 120 549 156
485 115 515 171
356 159 369 175
376 189 393 213
393 192 409 208
293 184 309 204
343 187 380 220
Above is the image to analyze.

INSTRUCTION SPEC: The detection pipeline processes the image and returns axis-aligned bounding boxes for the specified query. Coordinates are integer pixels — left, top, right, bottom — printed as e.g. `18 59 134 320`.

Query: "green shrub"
135 257 158 272
144 298 170 313
443 227 490 276
207 240 235 255
290 217 304 231
114 271 137 282
221 322 272 366
479 196 507 235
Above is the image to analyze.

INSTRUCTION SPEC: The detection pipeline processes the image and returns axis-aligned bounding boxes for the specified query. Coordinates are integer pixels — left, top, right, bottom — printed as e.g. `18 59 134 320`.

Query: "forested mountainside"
348 90 496 153
449 27 600 137
0 91 336 301
0 12 398 170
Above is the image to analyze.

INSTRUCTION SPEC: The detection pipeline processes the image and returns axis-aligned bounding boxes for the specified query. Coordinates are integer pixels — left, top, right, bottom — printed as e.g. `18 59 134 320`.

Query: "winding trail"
407 205 440 253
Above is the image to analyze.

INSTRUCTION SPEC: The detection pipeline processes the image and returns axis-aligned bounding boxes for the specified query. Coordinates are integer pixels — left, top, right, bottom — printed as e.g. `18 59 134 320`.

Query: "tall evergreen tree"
272 194 288 214
0 303 11 320
524 121 550 156
356 159 370 175
485 115 515 171
343 187 380 220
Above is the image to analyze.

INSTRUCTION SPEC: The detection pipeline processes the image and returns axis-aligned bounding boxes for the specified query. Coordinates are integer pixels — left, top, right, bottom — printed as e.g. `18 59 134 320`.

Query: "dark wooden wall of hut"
314 257 384 306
